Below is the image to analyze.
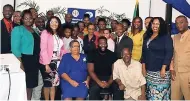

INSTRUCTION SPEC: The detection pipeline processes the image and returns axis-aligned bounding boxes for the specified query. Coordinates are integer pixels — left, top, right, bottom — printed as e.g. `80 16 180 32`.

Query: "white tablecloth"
0 69 27 101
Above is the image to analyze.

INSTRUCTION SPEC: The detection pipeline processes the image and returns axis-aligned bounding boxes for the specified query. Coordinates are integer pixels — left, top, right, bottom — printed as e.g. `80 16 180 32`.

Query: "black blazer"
114 34 133 58
1 19 13 53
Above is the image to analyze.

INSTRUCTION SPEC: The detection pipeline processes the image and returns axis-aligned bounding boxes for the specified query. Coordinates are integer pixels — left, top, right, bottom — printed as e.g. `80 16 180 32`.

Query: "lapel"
1 19 9 34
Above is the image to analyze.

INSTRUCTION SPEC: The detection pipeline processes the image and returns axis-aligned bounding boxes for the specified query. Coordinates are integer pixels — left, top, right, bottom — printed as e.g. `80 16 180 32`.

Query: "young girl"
40 16 66 100
63 26 72 52
71 25 84 53
103 28 115 52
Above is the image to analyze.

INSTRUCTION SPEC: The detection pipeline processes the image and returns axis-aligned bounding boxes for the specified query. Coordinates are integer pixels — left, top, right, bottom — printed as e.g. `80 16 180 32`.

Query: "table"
0 69 27 101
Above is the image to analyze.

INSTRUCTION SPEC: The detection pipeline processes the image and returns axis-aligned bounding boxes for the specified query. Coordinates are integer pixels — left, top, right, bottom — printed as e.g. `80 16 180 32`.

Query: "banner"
67 8 96 23
163 0 190 18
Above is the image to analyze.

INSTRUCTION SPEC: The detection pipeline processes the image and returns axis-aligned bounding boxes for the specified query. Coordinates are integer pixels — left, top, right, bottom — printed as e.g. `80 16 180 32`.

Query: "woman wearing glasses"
40 16 66 100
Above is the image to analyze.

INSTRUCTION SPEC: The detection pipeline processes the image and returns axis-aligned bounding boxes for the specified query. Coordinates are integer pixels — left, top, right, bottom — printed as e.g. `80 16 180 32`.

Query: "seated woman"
58 40 90 100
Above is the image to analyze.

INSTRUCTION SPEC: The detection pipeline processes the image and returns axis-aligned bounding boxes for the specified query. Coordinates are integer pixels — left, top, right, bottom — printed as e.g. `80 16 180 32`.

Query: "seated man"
113 48 146 100
87 36 117 100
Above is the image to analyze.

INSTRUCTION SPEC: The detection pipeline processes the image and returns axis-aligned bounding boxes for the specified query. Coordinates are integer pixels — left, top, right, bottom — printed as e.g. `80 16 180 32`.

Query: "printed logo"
72 10 79 17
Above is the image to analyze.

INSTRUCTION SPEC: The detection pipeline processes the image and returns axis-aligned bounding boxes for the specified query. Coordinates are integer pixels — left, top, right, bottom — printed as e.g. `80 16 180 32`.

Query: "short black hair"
122 19 131 26
46 10 54 15
77 21 84 25
145 17 168 39
29 8 36 12
111 20 119 24
69 40 80 48
98 18 106 24
83 14 90 19
121 48 132 56
21 10 32 25
3 4 14 11
98 36 107 43
87 23 95 29
104 28 111 33
145 17 153 20
46 16 63 37
72 24 79 31
176 15 188 22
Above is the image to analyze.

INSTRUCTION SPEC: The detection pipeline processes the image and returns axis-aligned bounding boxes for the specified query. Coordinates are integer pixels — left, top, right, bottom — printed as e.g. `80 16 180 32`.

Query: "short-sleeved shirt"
87 49 117 80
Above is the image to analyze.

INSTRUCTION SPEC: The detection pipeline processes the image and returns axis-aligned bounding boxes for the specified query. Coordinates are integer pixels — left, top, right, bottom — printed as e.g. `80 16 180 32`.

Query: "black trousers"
89 81 124 100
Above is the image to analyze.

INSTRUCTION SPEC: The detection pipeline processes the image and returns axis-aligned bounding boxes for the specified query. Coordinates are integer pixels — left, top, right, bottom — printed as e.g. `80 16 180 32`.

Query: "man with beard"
1 4 14 53
87 36 117 100
34 17 45 35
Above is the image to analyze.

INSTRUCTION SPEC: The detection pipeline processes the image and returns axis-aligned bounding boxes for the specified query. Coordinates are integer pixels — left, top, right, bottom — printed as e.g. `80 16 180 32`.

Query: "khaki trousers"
171 72 190 100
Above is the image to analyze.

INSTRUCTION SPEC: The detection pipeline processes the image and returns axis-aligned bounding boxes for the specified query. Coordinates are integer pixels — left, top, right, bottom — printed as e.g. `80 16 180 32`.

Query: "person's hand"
119 84 125 90
83 80 89 88
142 64 147 77
142 69 147 77
138 94 146 100
160 68 166 78
70 80 79 87
97 81 107 88
170 70 176 81
45 65 52 73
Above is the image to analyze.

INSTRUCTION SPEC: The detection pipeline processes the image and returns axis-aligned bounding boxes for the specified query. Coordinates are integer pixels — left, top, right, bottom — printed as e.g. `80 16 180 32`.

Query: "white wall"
0 0 14 19
1 0 189 25
150 0 190 25
1 0 151 23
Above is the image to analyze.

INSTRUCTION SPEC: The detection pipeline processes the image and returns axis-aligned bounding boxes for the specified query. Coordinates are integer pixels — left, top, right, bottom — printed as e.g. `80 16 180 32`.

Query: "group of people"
1 4 190 101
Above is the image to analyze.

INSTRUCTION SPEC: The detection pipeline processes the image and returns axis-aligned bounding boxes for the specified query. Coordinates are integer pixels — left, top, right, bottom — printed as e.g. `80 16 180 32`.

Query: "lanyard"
54 34 60 51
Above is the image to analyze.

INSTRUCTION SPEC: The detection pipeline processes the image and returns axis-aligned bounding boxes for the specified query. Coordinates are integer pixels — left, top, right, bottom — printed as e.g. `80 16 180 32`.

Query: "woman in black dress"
11 10 41 100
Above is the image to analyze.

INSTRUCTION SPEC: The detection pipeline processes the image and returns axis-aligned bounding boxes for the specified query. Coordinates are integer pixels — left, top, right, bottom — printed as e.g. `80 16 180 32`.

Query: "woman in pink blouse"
40 16 66 100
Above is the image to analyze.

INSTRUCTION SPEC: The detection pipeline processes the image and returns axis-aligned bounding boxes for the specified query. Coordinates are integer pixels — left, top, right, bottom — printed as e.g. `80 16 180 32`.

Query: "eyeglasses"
99 44 107 46
71 45 80 48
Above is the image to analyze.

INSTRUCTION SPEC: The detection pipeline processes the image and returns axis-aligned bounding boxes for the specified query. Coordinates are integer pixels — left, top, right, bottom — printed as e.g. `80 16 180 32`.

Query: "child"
71 25 84 53
103 28 115 52
63 26 72 52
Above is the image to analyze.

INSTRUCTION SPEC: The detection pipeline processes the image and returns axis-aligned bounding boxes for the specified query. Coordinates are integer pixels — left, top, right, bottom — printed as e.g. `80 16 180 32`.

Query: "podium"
0 54 27 101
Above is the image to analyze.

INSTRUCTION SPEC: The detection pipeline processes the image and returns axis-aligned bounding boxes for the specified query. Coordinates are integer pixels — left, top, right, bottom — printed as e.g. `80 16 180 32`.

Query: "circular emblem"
85 12 93 18
72 10 79 17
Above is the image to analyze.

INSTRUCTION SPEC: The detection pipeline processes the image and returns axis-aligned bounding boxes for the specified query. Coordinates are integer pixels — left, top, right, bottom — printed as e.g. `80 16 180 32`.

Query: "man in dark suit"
62 14 73 28
114 24 133 59
112 23 133 100
1 4 14 54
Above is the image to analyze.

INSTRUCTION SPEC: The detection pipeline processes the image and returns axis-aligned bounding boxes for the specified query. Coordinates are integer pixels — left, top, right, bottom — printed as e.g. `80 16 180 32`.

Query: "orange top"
3 18 13 33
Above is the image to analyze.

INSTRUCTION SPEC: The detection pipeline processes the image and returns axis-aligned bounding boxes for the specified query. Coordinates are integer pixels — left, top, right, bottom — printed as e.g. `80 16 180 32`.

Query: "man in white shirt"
113 48 146 100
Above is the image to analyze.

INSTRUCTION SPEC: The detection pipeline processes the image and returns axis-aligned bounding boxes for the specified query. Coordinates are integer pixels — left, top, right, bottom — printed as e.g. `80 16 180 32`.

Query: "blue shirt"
142 34 173 71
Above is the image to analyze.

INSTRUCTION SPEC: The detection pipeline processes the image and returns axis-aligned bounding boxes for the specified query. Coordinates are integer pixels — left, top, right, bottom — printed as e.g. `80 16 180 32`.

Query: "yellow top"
128 30 145 61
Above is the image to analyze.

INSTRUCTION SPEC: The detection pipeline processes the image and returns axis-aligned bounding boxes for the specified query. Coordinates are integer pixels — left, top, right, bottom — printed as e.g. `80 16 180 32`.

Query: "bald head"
175 15 189 33
116 24 124 37
65 14 73 23
121 48 132 64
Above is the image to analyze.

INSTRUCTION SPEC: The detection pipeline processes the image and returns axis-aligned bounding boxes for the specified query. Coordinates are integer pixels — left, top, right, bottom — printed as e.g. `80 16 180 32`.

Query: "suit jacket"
39 30 67 65
114 34 133 58
1 19 13 53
